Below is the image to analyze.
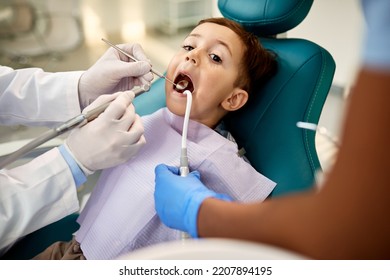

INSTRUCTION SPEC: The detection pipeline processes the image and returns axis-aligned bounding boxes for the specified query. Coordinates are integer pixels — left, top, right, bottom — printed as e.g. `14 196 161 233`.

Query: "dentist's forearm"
197 69 390 259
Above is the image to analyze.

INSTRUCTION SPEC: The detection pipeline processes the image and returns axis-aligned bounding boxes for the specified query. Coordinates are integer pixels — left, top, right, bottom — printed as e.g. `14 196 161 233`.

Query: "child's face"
165 22 246 128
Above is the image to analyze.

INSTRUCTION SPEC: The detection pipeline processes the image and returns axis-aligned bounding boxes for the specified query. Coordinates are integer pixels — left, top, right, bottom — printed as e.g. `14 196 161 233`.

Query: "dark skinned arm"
197 68 390 259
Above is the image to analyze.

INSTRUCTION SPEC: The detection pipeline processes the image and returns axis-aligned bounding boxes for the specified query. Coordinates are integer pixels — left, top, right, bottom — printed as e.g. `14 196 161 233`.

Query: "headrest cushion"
218 0 313 36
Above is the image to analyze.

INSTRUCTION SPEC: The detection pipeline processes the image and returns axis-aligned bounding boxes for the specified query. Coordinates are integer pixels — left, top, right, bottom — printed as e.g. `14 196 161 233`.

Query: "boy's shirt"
76 108 276 259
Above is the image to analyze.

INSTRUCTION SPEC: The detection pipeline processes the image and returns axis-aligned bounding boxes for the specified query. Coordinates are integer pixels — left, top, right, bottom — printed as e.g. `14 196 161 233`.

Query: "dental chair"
2 0 335 259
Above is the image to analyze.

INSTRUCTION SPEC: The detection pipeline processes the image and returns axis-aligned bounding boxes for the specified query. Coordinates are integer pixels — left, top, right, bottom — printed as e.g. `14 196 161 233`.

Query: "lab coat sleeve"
0 65 83 127
0 147 80 254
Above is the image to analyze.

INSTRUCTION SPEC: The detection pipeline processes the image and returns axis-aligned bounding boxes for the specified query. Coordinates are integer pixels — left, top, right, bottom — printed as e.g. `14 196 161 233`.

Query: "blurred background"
0 0 364 184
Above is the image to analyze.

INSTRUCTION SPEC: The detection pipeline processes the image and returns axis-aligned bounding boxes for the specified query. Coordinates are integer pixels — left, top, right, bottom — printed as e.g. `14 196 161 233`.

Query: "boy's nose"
185 51 199 65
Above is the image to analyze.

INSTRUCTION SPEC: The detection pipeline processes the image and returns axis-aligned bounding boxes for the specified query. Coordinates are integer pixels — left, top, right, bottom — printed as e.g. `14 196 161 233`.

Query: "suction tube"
179 90 192 177
179 90 192 240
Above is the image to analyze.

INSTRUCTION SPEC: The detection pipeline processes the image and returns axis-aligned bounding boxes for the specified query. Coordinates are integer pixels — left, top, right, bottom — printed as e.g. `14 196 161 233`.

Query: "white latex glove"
78 43 154 109
65 90 146 173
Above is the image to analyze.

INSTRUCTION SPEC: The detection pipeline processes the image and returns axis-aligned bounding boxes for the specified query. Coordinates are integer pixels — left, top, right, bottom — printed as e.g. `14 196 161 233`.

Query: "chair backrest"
134 0 336 197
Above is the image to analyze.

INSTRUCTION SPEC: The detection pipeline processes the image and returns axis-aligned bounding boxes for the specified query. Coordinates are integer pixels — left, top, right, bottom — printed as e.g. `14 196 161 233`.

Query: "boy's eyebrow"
186 33 233 56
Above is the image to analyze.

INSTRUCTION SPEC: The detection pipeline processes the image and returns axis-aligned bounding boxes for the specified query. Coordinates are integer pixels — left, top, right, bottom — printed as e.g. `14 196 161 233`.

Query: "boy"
35 17 277 260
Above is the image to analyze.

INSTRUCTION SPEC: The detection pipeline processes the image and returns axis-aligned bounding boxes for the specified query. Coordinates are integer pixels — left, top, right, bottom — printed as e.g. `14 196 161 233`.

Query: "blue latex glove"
154 164 232 238
362 0 390 69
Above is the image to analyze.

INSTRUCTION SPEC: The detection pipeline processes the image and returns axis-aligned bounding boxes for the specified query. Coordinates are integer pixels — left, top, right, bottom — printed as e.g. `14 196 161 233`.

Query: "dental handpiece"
102 38 186 90
81 84 149 125
0 85 149 169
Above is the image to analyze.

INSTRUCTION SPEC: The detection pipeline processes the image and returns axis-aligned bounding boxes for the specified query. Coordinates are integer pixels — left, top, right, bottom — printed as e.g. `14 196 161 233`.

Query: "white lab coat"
0 66 83 255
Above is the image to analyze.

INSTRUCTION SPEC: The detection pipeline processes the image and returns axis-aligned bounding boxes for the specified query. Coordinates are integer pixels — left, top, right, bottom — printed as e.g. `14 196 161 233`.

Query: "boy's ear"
221 88 249 112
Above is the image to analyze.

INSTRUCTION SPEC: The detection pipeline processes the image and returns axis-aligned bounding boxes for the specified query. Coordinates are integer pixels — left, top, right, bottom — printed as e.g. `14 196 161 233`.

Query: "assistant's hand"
65 90 146 173
154 164 232 237
78 43 154 109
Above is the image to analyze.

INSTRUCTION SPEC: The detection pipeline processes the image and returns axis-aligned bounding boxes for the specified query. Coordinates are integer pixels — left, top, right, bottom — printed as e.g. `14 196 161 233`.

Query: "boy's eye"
183 45 194 51
210 54 222 63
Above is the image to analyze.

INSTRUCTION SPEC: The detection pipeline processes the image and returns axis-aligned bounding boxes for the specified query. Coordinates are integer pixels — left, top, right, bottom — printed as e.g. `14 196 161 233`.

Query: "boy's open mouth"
173 73 194 93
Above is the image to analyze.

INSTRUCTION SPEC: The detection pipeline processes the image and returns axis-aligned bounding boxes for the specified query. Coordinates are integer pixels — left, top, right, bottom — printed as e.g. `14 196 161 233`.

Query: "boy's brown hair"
198 18 277 97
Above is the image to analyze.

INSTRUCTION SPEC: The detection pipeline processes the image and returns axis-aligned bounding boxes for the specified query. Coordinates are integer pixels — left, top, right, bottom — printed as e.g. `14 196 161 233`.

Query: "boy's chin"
166 103 186 117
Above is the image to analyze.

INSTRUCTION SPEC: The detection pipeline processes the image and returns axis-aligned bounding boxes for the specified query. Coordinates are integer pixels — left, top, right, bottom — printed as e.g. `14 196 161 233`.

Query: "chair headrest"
218 0 314 36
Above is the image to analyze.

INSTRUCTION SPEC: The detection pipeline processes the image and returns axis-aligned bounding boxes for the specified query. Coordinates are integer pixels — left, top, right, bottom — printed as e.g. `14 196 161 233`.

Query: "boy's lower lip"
172 89 188 97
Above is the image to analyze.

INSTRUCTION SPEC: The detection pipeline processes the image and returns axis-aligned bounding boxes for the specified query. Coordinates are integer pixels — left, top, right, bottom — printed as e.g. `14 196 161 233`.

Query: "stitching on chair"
231 0 309 27
303 50 327 181
263 0 269 20
244 48 319 150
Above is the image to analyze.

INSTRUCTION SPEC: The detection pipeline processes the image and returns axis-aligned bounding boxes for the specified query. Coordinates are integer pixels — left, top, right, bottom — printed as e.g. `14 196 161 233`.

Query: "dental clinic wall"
287 0 364 92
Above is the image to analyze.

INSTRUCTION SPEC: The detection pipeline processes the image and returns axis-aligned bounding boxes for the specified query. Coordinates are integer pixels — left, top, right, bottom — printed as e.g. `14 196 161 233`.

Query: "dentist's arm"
0 41 151 255
154 68 390 259
0 91 146 254
196 68 390 259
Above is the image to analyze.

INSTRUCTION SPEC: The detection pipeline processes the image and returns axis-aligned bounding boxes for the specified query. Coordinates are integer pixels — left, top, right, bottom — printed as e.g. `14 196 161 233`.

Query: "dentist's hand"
65 90 146 173
78 43 154 109
154 164 232 237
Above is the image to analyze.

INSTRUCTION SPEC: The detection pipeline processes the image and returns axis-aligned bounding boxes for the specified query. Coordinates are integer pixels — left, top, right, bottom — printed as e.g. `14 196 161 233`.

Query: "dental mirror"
176 80 189 91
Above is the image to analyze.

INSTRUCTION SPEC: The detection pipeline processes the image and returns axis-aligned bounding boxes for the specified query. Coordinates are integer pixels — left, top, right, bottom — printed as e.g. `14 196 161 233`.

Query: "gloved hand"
361 0 390 69
65 90 146 173
154 164 232 237
78 43 154 109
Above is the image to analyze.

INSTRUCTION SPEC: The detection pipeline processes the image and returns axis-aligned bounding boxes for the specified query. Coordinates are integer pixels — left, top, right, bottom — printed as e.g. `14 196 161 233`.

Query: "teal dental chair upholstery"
2 0 335 259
